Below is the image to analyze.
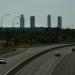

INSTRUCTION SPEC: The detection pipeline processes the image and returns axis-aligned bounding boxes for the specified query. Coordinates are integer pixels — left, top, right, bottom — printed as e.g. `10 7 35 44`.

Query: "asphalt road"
0 44 68 75
52 51 75 75
15 46 75 75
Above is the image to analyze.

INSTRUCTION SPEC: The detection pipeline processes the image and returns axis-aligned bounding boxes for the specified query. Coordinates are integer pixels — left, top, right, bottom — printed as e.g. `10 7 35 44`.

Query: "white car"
0 58 6 64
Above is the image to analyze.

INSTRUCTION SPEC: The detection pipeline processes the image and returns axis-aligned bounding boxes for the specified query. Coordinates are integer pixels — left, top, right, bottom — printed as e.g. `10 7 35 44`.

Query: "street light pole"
1 13 10 28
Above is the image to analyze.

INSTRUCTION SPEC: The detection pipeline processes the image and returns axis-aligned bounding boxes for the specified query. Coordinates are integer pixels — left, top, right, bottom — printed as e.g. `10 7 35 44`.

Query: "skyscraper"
57 16 62 29
30 16 35 28
47 15 51 28
20 14 25 28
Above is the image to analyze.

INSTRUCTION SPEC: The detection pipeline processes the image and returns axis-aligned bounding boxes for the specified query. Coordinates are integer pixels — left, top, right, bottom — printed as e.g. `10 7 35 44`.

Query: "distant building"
20 14 25 28
30 16 35 28
47 15 51 28
57 16 62 29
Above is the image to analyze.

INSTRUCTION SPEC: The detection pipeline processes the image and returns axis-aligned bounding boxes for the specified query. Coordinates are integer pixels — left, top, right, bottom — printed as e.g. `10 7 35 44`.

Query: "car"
72 48 75 51
55 51 61 57
0 58 6 64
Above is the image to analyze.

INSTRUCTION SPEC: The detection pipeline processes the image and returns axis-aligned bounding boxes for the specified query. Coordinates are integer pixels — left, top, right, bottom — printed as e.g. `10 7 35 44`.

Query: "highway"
15 46 75 75
52 51 75 75
0 44 69 75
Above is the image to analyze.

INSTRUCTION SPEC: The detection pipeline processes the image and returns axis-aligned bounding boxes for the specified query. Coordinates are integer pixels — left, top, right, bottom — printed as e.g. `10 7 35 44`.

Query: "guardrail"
5 44 75 75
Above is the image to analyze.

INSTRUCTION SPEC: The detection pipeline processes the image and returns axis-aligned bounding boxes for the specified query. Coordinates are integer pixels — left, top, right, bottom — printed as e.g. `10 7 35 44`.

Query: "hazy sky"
0 0 75 28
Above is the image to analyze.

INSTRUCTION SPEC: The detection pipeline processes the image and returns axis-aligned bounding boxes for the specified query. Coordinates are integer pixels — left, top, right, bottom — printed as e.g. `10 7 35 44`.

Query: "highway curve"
0 44 69 75
52 51 75 75
15 46 75 75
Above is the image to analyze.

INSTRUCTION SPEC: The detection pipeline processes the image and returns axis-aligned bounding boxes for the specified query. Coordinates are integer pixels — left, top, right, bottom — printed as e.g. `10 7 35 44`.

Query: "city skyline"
0 0 75 28
0 14 61 28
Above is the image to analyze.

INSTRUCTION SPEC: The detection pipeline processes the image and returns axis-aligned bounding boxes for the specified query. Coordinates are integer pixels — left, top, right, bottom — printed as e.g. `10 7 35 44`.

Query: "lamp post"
1 13 10 28
12 16 20 28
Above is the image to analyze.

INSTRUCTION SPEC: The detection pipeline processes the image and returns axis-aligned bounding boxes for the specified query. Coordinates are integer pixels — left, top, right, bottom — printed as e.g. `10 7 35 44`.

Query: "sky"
0 0 75 28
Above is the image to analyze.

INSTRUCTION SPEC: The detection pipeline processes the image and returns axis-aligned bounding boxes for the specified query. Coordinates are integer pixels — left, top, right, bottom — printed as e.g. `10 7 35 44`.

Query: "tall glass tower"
30 16 35 28
47 15 51 28
58 16 62 29
20 14 25 28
